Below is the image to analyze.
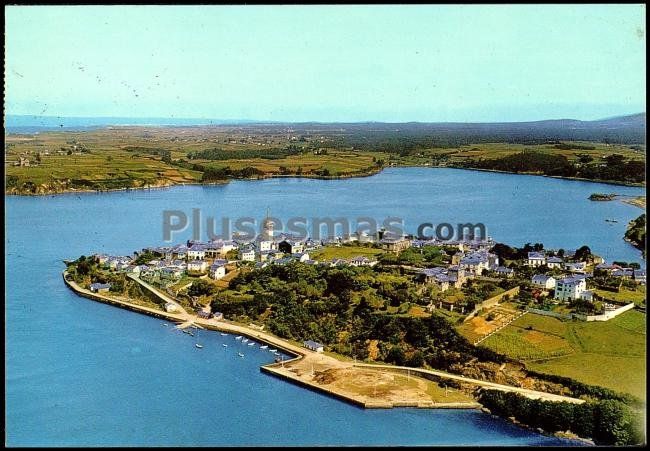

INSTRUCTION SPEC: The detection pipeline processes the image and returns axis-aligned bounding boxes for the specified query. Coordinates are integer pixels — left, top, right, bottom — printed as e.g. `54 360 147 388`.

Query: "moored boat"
195 344 203 349
235 336 242 340
238 352 244 357
260 345 268 349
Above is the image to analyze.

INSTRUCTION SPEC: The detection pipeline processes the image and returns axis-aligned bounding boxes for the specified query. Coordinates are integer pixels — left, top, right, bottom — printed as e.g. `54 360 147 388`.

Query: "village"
85 212 645 336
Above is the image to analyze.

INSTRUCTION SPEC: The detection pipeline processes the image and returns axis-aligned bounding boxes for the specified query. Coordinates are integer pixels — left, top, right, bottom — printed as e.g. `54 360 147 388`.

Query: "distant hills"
4 112 646 144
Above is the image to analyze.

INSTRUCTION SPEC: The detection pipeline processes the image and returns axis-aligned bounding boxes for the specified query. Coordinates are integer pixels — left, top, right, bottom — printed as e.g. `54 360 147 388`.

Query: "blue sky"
4 5 646 122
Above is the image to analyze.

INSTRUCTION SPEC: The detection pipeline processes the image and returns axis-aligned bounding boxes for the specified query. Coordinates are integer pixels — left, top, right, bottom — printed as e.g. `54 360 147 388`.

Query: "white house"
293 252 310 262
531 274 556 290
209 262 227 280
527 252 546 267
187 259 208 274
187 244 207 260
546 256 564 269
565 261 587 272
89 282 112 293
239 247 256 262
554 276 587 302
303 340 324 353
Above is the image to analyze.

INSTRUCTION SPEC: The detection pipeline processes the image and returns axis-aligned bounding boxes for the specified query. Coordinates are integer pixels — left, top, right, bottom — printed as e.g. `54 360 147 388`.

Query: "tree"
574 245 592 261
187 279 214 297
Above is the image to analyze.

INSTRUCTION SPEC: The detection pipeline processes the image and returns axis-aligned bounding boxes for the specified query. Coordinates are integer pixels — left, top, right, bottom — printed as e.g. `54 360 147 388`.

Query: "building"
164 302 179 312
565 261 587 273
531 274 556 290
303 340 324 352
209 262 227 280
187 244 207 260
349 256 377 267
278 239 304 255
197 310 212 319
420 267 451 292
293 252 310 262
89 282 112 293
187 259 208 274
495 266 515 278
554 276 587 302
379 233 411 253
239 247 256 262
546 256 564 269
527 252 546 267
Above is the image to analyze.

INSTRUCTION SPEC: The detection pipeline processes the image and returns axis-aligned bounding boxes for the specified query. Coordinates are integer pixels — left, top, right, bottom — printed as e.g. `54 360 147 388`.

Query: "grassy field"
479 311 646 399
6 125 645 194
593 286 646 306
309 245 385 261
400 141 646 166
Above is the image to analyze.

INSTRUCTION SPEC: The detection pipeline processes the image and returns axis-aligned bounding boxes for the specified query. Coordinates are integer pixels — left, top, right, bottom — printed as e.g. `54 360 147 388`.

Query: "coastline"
6 164 644 197
445 165 646 188
62 269 482 410
62 269 587 412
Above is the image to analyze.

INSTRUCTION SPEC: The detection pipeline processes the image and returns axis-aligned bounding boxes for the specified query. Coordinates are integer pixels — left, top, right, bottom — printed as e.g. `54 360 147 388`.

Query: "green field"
594 286 646 306
480 311 646 399
310 245 385 261
6 125 645 195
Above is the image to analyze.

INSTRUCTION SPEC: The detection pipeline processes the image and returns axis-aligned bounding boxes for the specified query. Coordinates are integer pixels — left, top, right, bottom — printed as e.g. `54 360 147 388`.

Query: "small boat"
269 349 277 353
220 333 228 336
247 342 254 346
273 351 281 355
235 336 242 340
163 323 168 327
242 338 249 343
222 344 228 347
195 344 203 349
238 352 244 357
260 345 268 349
188 331 195 337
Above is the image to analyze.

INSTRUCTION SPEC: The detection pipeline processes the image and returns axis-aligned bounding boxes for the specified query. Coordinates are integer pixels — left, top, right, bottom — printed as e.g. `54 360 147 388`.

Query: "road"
353 363 585 404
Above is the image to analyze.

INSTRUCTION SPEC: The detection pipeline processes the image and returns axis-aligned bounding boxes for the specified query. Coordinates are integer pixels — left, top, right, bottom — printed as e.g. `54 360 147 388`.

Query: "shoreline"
62 270 482 410
60 269 599 445
445 166 646 188
7 164 644 197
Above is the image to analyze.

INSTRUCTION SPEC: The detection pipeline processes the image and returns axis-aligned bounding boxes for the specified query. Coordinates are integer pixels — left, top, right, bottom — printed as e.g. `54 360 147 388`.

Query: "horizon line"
5 111 646 126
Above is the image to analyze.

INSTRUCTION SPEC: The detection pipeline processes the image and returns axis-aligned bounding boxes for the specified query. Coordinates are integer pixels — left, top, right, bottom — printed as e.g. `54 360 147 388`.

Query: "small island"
63 232 645 445
588 193 617 201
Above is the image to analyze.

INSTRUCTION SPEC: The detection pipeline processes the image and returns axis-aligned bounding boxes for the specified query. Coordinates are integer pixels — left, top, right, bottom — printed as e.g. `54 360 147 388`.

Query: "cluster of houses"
419 247 500 292
528 251 646 304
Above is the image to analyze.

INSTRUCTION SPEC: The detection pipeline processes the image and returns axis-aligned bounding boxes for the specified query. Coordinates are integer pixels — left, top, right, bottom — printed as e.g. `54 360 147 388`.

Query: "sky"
4 5 646 122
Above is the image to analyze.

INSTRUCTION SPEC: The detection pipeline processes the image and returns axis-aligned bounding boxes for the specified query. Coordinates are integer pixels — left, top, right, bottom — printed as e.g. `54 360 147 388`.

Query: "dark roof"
304 340 324 348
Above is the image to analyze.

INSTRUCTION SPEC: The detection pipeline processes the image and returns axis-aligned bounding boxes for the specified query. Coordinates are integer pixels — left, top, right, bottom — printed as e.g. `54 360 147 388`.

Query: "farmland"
479 311 646 399
5 121 646 195
309 244 385 261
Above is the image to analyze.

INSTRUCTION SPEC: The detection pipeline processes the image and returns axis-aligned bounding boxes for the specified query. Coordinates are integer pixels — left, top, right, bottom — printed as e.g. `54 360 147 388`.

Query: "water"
7 167 643 446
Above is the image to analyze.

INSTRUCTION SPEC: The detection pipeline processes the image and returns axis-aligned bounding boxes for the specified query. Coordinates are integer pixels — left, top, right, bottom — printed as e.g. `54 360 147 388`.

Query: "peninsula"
63 232 646 445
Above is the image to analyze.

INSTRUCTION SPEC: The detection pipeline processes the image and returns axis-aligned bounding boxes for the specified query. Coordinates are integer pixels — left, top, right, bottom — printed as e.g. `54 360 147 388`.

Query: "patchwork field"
479 311 646 399
309 245 385 261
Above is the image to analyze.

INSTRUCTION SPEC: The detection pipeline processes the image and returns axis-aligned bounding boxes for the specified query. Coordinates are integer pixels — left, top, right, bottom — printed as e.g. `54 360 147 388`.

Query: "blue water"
7 167 644 446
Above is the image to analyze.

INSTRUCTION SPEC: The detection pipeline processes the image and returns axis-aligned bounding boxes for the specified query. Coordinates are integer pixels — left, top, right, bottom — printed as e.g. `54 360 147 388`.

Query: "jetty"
63 269 586 409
